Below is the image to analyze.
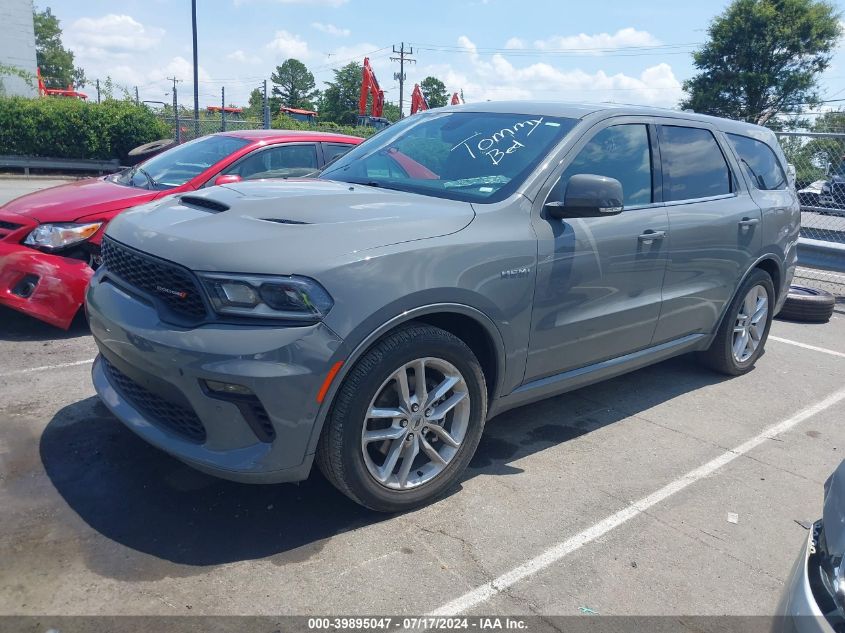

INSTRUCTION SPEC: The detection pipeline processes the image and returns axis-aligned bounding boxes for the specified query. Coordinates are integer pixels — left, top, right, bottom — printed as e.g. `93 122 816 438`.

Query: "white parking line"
769 336 845 359
429 385 845 616
0 358 95 378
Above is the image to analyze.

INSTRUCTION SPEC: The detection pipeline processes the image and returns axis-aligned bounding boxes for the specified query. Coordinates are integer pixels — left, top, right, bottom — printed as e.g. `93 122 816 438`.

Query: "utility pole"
391 42 416 118
95 79 101 103
262 79 270 129
191 0 200 137
135 86 139 106
168 76 182 143
221 87 226 132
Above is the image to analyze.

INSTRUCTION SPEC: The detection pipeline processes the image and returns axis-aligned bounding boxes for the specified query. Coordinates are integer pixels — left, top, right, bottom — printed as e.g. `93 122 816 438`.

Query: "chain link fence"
157 116 266 143
776 130 845 298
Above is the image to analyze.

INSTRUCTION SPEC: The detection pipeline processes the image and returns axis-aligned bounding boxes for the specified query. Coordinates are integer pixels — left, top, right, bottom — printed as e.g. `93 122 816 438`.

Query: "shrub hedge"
0 97 170 162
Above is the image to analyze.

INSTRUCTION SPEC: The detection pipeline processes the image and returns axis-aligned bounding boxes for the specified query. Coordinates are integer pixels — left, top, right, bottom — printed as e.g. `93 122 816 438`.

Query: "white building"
0 0 38 97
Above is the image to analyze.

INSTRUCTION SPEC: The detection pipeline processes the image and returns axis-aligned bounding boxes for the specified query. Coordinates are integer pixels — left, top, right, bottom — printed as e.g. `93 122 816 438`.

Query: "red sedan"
0 130 362 329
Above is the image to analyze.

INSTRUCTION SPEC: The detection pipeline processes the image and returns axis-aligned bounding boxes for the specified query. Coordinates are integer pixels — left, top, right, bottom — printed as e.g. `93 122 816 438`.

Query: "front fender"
304 301 508 457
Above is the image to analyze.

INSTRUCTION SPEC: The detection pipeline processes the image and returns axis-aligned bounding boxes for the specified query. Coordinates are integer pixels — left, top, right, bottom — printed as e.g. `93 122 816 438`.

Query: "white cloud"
67 14 164 59
504 37 525 50
435 35 682 108
265 30 310 59
227 49 262 64
311 22 350 37
150 56 211 84
534 27 660 53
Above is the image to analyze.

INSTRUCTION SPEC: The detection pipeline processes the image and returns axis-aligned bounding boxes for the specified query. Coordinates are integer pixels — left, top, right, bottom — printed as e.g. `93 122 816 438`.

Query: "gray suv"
87 102 799 511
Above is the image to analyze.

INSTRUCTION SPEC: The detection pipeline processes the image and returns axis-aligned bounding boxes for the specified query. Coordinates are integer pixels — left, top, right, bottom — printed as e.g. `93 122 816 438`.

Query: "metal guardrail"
0 155 123 175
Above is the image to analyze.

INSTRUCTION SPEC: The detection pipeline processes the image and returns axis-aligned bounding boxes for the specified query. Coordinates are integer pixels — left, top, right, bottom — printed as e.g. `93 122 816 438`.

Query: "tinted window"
320 111 579 203
323 143 354 163
553 124 652 207
226 144 318 180
727 133 787 190
660 126 731 201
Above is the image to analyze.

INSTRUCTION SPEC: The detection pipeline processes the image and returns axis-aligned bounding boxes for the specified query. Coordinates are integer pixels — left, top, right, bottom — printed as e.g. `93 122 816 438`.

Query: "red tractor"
37 68 87 100
357 57 390 130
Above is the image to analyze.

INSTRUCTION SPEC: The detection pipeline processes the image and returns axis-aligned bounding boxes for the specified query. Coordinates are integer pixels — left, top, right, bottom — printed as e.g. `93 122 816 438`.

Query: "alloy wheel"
361 357 470 490
732 284 769 363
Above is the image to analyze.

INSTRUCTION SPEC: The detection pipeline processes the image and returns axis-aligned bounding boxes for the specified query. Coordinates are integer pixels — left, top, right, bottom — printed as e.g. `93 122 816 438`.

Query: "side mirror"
545 174 624 219
213 174 242 186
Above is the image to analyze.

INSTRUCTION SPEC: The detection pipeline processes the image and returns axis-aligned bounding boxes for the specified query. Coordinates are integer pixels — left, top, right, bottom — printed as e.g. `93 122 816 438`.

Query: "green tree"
420 76 448 108
244 87 280 120
33 6 85 89
381 101 401 122
271 59 318 110
681 0 842 125
320 61 363 124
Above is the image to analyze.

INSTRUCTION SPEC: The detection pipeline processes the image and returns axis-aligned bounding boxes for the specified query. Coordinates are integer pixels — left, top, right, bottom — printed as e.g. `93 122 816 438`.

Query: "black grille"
0 220 22 231
101 237 208 322
103 357 206 443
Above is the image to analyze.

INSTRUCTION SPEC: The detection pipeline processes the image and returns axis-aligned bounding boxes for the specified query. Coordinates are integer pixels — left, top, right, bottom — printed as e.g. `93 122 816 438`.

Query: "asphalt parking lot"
1 179 844 620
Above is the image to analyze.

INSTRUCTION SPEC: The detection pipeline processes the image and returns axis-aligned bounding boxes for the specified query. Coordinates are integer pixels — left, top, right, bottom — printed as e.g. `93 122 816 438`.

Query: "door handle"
638 230 666 244
738 217 760 227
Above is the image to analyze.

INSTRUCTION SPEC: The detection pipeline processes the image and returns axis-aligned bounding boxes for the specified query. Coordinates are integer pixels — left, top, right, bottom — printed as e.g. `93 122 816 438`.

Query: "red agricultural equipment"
37 68 87 100
451 92 463 105
410 84 428 115
357 57 390 130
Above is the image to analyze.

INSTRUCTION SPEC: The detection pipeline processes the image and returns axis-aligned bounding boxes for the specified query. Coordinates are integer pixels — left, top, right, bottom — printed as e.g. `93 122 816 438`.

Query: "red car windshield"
114 135 250 190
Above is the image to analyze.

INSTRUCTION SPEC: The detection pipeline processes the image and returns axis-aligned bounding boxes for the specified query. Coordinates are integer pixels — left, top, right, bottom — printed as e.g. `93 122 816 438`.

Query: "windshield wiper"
136 167 158 190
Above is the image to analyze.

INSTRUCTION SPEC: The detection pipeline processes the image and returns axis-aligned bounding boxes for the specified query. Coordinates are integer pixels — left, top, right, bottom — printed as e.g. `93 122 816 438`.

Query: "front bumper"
773 525 836 633
87 273 343 483
0 242 92 329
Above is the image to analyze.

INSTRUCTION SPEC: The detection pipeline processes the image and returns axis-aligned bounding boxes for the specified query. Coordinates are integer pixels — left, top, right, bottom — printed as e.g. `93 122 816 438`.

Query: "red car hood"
0 177 161 223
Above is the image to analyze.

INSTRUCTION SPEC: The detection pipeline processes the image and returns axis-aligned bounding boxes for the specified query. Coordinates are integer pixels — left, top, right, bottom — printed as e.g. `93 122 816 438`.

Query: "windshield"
114 135 250 190
318 111 578 203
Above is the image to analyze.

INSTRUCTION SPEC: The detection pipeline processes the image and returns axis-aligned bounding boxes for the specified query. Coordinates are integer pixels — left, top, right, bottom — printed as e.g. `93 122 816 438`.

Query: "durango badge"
155 285 188 299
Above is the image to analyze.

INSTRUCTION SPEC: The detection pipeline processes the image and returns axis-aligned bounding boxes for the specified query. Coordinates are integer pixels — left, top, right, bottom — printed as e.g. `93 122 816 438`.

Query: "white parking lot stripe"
429 385 845 616
769 336 845 359
0 358 95 378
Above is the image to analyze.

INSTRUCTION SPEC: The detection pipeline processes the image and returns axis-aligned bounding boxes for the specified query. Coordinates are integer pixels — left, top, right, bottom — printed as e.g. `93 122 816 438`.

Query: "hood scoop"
180 195 230 213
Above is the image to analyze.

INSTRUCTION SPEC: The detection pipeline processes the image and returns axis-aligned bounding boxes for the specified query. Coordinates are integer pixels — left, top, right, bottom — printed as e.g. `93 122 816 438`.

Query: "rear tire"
317 323 487 512
700 269 774 376
775 285 835 324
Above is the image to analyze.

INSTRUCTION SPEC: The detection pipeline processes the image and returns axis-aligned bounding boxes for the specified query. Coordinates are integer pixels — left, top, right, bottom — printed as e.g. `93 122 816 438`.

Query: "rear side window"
323 143 354 164
660 126 732 201
726 133 787 190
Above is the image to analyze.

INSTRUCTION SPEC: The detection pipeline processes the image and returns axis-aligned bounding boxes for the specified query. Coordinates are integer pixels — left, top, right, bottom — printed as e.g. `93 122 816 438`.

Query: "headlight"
23 222 102 250
198 273 333 321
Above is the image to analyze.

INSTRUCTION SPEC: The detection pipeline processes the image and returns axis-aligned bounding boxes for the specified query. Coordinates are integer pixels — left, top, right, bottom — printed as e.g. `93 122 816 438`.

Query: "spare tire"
776 285 836 323
126 138 176 164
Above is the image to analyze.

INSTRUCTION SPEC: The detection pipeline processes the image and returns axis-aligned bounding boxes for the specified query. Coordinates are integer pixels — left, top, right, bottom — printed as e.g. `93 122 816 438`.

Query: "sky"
41 0 845 116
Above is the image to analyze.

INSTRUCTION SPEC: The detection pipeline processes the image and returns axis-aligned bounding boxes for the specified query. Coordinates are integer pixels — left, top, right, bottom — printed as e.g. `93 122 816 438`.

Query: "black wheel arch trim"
304 302 507 457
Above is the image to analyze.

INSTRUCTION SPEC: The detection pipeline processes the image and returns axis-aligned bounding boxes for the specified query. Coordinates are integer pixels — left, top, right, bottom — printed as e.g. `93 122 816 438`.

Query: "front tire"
317 324 487 512
700 268 774 376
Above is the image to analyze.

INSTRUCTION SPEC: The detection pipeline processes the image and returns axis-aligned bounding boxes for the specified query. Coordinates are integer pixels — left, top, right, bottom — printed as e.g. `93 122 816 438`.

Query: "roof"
280 106 318 116
218 129 362 142
444 101 776 139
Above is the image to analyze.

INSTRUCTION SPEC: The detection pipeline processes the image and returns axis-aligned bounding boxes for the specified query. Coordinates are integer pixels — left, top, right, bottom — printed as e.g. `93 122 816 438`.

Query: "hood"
105 179 475 274
823 459 845 554
799 180 827 195
0 176 160 223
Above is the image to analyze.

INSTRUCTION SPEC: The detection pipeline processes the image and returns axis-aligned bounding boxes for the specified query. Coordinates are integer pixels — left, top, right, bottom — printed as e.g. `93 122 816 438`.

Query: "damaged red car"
0 130 361 329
